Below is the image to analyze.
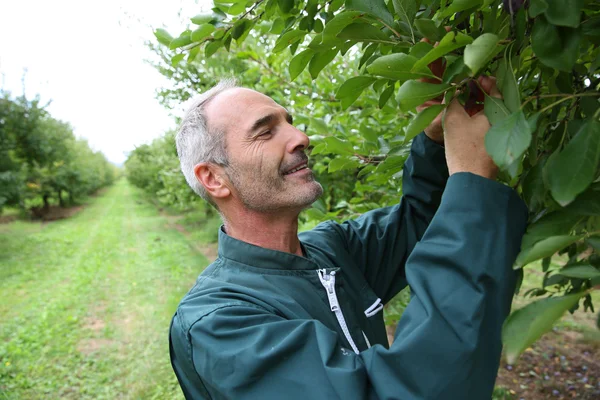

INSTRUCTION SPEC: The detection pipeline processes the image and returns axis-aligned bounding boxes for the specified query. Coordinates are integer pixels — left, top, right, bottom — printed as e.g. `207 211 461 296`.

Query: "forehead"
204 87 283 134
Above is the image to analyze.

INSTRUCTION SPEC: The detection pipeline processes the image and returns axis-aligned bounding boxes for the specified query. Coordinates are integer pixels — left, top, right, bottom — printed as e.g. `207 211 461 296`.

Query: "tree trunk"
58 190 65 207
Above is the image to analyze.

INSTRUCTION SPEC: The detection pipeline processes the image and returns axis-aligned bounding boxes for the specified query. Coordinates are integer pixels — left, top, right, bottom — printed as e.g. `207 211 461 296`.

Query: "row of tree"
136 0 600 362
0 92 116 215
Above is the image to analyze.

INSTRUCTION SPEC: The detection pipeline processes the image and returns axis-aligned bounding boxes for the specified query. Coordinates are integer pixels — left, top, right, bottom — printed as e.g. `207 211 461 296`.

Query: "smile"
284 162 309 175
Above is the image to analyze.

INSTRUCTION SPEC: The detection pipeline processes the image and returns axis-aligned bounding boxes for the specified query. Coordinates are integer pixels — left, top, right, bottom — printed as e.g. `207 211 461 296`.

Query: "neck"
222 207 303 256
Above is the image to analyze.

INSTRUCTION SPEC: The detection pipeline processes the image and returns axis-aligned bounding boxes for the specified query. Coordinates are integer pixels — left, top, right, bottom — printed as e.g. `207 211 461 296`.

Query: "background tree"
149 0 600 362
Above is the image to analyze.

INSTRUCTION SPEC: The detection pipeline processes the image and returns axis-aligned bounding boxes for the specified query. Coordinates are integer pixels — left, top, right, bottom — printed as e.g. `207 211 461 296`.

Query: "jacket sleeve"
327 132 449 303
173 173 528 400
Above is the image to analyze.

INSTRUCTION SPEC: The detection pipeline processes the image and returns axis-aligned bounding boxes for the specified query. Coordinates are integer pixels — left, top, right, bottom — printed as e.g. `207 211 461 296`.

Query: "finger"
444 98 470 125
478 76 502 99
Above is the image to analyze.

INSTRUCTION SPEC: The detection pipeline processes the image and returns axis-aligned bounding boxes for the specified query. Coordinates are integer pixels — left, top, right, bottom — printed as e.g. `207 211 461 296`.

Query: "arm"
171 175 528 400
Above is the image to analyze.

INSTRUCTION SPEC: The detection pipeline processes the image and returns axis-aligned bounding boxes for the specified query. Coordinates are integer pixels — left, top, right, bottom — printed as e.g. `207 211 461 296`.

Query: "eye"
258 130 272 139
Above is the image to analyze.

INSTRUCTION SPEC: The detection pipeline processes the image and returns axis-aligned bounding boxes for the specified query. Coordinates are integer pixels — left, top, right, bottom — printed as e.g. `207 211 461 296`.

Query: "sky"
0 0 211 165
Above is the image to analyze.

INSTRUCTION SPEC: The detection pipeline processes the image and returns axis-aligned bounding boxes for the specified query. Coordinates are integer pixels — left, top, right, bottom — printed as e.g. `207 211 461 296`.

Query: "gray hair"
176 79 238 206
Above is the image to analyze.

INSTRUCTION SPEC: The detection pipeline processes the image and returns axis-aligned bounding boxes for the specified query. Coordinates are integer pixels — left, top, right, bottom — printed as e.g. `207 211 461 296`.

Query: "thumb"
444 98 469 126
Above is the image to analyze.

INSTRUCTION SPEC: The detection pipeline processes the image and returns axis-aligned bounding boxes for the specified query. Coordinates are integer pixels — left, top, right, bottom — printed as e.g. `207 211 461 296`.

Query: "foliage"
0 91 116 213
149 0 600 361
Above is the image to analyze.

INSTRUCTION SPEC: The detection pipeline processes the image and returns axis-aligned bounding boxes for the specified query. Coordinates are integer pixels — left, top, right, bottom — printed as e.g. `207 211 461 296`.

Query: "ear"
193 162 231 201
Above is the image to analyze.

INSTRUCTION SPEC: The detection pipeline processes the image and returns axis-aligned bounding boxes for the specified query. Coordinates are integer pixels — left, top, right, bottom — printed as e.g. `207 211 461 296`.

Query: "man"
169 77 528 400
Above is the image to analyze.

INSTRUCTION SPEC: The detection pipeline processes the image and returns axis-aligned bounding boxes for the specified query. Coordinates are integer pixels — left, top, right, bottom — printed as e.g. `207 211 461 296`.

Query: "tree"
153 0 600 362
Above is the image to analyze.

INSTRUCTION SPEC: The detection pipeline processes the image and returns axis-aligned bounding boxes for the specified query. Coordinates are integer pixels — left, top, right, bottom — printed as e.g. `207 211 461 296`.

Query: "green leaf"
227 1 247 15
191 24 216 42
521 211 580 250
169 32 192 50
324 136 354 155
337 23 391 43
532 16 582 71
322 11 365 41
521 159 547 211
278 0 294 14
205 40 223 57
543 0 583 28
308 49 338 79
545 120 600 206
440 0 483 17
409 42 434 59
191 13 221 24
379 84 395 109
328 156 360 172
496 52 520 113
484 95 511 126
529 0 547 17
464 33 503 76
442 57 469 83
484 111 531 171
411 32 473 72
414 19 446 42
345 0 394 26
274 30 307 53
559 264 600 279
396 81 450 112
515 235 585 268
367 53 436 81
392 0 416 42
404 105 445 143
171 53 185 66
502 292 587 364
564 184 600 216
336 76 377 110
154 28 173 46
289 49 315 80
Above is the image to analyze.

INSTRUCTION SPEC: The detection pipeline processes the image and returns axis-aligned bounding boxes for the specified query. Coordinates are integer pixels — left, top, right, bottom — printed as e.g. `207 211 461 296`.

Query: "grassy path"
0 180 212 399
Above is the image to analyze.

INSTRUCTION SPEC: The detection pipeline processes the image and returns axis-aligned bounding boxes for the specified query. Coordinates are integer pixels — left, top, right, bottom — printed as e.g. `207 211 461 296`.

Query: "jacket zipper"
317 269 360 354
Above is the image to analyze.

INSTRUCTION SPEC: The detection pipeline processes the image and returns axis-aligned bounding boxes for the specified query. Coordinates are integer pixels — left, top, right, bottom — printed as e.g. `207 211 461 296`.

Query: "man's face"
205 88 323 212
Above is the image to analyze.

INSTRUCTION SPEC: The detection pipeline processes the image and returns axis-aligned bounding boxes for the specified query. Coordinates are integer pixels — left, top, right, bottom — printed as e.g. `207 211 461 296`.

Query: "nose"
286 125 310 154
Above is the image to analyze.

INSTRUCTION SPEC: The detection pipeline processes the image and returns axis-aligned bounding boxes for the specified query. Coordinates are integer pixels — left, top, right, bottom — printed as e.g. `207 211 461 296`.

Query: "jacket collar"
217 226 319 270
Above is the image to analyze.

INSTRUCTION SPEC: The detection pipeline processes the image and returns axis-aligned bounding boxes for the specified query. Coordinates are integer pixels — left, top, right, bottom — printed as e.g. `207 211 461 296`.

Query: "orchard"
147 0 600 363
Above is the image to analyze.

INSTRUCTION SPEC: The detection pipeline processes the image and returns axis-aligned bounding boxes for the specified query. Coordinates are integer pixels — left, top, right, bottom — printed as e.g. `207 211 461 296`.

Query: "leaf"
328 156 360 172
414 19 446 42
502 292 587 364
322 11 365 41
191 24 216 42
336 76 377 110
324 136 354 155
337 23 391 43
485 111 531 171
564 184 600 216
543 0 583 28
559 264 600 279
205 40 223 57
274 30 307 53
404 105 445 143
191 13 221 24
345 0 394 26
393 0 416 42
154 28 173 46
521 211 580 250
521 159 547 211
496 52 520 113
464 33 503 76
545 120 600 206
532 16 582 71
170 53 185 66
442 57 469 83
379 84 395 109
409 42 434 59
169 31 192 50
367 53 437 81
308 49 338 79
289 49 315 80
515 235 585 268
529 0 547 17
484 95 511 126
440 0 483 17
411 32 473 72
278 0 294 14
396 81 450 112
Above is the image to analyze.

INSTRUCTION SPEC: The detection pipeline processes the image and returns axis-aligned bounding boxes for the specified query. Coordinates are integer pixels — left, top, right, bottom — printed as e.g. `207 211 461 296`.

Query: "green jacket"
169 133 529 400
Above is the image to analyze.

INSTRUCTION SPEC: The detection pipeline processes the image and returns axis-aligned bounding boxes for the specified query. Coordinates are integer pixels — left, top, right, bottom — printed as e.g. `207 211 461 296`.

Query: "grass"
0 179 217 399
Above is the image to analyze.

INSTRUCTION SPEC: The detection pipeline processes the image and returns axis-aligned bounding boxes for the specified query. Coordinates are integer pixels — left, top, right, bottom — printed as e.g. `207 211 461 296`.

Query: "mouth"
283 161 309 175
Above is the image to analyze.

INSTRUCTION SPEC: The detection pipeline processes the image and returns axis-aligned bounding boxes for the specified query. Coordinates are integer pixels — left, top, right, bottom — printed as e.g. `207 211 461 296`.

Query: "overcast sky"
0 0 211 165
